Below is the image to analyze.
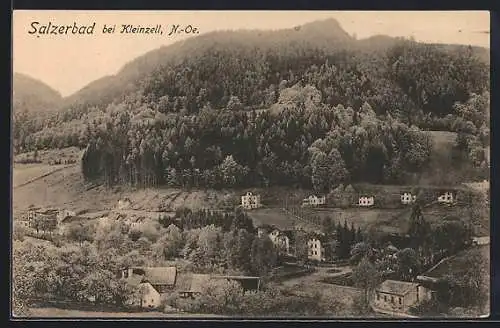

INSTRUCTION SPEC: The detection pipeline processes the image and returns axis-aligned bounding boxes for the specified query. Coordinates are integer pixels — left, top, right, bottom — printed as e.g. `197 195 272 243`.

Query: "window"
384 295 387 302
151 299 154 303
391 296 394 304
399 298 402 305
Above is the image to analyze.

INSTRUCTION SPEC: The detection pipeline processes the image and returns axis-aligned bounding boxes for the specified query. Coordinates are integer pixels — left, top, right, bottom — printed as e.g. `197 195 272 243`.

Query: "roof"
125 274 145 287
376 280 420 296
129 266 177 286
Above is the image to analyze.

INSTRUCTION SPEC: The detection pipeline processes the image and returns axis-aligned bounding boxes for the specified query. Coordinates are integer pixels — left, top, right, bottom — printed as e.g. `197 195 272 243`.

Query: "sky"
13 10 490 97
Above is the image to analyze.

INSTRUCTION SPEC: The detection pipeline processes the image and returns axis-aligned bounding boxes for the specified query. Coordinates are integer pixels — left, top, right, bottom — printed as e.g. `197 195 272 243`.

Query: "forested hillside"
12 19 490 189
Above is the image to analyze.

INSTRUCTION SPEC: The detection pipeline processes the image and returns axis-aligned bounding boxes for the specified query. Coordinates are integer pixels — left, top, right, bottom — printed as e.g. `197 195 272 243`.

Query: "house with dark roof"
176 273 261 299
372 279 432 314
121 266 177 309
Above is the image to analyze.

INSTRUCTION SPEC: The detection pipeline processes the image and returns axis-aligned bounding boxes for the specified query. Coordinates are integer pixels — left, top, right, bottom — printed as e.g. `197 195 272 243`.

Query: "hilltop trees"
14 30 487 185
75 101 434 190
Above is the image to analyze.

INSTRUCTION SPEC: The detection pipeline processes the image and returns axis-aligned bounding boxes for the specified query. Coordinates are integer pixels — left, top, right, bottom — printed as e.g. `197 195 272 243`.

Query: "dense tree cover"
12 211 278 313
353 205 474 285
166 278 344 316
76 97 434 189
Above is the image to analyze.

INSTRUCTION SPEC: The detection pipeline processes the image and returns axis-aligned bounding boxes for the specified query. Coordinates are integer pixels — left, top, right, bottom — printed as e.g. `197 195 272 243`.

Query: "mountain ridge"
13 18 489 114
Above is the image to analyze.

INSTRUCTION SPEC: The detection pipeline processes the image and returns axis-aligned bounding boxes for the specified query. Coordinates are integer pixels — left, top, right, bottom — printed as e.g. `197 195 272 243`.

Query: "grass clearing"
424 245 490 279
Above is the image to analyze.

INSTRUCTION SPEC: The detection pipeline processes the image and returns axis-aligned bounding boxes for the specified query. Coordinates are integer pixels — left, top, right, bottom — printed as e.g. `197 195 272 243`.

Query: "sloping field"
12 162 236 217
247 208 299 230
304 207 403 231
423 245 489 279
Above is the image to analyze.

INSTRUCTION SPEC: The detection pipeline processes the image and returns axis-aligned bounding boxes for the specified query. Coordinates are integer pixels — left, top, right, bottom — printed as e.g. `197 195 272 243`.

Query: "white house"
437 192 454 204
302 195 326 207
241 192 261 210
307 237 326 262
269 229 292 255
401 193 417 205
358 196 374 207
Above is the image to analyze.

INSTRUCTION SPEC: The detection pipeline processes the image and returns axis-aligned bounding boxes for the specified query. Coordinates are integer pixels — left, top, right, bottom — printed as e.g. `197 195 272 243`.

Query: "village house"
307 236 326 262
241 192 261 210
358 196 374 207
22 207 59 233
56 209 76 223
472 236 490 246
372 280 432 314
269 229 295 256
437 191 454 204
401 193 417 205
122 266 177 309
301 195 326 207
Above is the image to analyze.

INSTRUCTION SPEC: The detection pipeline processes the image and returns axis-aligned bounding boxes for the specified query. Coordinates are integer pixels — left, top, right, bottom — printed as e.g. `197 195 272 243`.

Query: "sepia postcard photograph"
11 10 491 319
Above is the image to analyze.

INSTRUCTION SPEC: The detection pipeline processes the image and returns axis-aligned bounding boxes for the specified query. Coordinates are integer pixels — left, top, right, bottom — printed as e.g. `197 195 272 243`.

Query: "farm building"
176 273 261 299
122 266 177 309
307 235 326 262
401 193 417 205
358 196 374 207
301 195 326 207
437 192 454 204
372 280 432 314
241 192 261 210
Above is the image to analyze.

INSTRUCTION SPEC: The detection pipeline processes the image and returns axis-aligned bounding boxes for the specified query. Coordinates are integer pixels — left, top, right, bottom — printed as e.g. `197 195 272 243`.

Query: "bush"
409 298 449 317
166 285 341 316
351 294 372 316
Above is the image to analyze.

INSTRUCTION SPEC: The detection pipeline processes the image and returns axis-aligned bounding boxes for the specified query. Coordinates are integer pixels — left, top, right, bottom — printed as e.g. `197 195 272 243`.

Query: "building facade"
372 280 432 314
241 192 261 210
358 196 374 207
401 193 417 205
437 192 454 204
302 195 326 207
